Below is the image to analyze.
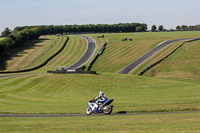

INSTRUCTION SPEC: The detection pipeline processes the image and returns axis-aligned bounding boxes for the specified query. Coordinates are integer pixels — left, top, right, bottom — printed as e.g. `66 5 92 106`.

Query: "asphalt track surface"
0 72 44 78
117 38 191 74
1 111 200 117
0 35 96 78
66 35 96 70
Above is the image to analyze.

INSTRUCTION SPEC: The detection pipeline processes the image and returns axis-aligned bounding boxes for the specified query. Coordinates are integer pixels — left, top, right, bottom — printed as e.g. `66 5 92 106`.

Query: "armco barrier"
87 43 107 71
0 36 69 74
138 38 200 75
47 70 96 74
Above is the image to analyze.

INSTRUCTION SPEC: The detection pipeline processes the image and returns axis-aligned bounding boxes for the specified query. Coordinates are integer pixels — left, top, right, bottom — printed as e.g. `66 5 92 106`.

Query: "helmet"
99 91 104 96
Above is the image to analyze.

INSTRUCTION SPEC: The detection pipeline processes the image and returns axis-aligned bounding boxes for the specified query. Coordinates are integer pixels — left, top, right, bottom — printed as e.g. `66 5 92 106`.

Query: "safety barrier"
138 38 200 75
47 70 96 74
87 43 107 71
0 36 69 74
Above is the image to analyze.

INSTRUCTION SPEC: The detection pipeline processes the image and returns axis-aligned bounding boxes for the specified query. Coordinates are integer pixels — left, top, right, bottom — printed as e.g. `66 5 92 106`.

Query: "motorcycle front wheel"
85 107 92 115
103 105 112 115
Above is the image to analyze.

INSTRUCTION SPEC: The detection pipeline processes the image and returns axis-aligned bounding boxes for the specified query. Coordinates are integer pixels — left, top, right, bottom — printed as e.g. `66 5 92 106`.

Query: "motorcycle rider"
94 91 108 107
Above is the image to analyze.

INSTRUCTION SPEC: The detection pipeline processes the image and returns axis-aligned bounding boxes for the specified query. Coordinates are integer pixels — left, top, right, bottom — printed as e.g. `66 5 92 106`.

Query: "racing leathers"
94 94 108 106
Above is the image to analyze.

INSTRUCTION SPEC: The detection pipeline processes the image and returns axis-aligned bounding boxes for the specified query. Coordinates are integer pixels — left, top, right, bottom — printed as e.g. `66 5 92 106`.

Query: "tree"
189 26 195 30
151 25 157 32
176 26 181 31
141 23 148 32
136 26 143 32
158 25 163 31
181 25 188 31
1 27 12 37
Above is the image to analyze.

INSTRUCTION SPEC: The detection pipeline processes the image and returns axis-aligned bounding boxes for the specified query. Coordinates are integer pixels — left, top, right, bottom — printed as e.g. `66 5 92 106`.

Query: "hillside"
0 35 88 72
87 32 200 74
144 40 200 80
0 73 200 114
0 32 200 115
1 32 200 132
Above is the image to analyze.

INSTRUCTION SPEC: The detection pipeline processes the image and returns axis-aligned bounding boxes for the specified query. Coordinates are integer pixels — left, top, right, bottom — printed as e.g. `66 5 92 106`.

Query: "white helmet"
99 91 104 96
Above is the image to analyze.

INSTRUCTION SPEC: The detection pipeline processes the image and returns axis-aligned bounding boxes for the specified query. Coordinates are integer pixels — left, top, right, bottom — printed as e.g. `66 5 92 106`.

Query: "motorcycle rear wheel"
103 105 112 115
85 107 92 115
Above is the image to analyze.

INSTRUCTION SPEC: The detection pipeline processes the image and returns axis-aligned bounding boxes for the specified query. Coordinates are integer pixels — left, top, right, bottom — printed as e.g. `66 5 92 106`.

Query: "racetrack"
66 35 96 70
117 38 192 74
0 35 96 78
1 111 199 117
0 37 199 118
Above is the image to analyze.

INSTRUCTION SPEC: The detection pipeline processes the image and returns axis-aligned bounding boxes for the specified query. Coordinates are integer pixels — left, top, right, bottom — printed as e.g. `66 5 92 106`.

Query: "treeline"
176 25 200 31
0 27 41 55
0 23 147 55
13 23 147 35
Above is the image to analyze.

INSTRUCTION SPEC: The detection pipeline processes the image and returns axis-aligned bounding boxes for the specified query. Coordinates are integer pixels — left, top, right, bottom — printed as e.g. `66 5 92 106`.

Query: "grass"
87 31 200 73
1 35 62 71
0 35 87 72
1 112 200 133
1 32 200 115
0 37 5 41
144 40 200 80
1 32 200 132
0 73 200 114
40 35 87 71
130 40 188 75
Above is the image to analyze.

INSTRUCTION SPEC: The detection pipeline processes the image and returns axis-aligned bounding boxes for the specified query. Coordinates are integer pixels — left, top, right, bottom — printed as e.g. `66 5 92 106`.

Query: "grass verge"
0 73 200 114
1 112 200 133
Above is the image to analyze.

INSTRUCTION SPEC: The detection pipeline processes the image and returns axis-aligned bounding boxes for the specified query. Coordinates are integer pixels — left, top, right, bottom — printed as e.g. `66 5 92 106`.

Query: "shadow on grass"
117 111 127 114
0 38 50 71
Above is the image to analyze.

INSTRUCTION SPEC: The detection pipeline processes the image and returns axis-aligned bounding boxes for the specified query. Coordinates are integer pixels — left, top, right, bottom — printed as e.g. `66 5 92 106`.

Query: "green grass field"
88 32 200 73
1 35 87 72
0 73 200 114
1 112 200 133
41 35 87 71
144 40 200 80
1 31 200 132
2 35 62 71
0 37 5 41
130 40 188 75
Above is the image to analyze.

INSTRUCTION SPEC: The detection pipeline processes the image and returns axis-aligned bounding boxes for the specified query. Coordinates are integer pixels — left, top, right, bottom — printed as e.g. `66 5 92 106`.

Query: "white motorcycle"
85 98 114 115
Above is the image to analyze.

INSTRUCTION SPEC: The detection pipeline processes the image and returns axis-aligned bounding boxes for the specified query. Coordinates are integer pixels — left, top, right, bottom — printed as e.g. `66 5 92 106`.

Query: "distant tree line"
176 25 200 31
13 23 147 35
0 27 41 55
150 24 200 32
0 23 147 56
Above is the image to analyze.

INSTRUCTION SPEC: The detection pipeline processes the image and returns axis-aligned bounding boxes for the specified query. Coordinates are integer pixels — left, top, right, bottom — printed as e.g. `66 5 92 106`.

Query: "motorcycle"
85 98 114 115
